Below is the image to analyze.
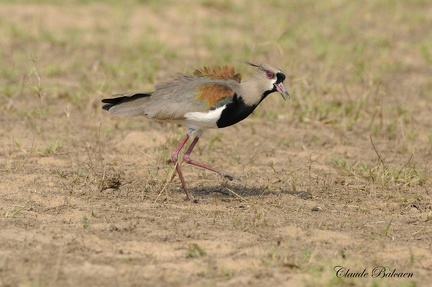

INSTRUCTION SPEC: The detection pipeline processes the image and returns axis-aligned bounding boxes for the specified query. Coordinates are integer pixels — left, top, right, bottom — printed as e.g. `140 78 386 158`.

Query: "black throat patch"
216 94 258 128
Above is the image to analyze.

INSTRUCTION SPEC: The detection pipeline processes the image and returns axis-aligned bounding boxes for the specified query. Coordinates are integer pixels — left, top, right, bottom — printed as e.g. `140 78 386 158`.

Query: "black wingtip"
101 97 121 111
101 93 152 111
102 103 114 111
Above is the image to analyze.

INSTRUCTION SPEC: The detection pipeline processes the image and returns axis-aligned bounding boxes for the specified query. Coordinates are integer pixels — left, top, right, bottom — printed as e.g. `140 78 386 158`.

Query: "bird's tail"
102 93 152 117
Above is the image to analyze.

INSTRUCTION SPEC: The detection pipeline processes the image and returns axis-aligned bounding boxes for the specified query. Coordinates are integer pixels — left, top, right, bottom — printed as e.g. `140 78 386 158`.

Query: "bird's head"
246 62 290 100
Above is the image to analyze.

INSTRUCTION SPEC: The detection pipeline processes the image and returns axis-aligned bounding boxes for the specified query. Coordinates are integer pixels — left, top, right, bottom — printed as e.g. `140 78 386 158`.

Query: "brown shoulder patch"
193 65 242 83
196 83 235 108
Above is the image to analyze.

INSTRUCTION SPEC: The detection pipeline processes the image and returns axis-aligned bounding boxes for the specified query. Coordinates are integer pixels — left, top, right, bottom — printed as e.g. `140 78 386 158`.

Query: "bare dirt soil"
0 2 431 287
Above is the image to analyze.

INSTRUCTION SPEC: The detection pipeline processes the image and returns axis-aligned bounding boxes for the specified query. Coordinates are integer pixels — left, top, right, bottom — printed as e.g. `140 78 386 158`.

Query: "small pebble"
312 206 323 211
409 207 420 214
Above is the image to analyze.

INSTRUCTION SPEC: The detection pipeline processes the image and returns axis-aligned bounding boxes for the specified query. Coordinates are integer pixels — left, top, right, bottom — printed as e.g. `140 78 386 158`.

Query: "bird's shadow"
187 183 312 200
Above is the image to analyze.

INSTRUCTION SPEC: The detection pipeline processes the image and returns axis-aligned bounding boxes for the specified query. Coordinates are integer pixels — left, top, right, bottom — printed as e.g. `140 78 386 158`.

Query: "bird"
102 62 290 199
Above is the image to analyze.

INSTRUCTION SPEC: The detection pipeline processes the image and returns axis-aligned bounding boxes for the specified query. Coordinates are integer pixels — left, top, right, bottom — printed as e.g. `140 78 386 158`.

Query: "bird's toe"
222 173 237 181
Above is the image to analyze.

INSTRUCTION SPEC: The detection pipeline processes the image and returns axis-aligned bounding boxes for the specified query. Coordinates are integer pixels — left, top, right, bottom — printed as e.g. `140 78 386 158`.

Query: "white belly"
183 106 225 130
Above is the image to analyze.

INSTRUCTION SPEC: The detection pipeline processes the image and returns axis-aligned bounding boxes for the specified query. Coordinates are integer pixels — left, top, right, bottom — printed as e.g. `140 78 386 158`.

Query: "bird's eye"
266 71 274 79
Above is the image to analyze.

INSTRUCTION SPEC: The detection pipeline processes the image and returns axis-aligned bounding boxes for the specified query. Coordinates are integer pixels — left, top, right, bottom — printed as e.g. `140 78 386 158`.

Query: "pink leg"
183 137 235 181
171 134 190 199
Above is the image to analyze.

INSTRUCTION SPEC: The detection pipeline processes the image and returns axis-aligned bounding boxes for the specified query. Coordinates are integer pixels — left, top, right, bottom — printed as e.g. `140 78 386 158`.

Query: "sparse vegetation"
0 0 431 286
186 243 207 258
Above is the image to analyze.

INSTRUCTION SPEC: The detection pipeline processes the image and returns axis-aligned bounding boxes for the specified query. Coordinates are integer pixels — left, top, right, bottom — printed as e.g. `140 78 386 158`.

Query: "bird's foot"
220 172 237 181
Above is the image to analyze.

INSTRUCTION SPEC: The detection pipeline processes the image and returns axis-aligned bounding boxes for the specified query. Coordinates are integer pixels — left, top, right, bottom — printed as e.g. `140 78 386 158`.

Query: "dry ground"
0 1 431 286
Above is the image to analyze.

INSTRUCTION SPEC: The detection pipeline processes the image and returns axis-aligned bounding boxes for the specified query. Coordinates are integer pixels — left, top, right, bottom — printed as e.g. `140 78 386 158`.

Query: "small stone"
409 207 420 214
312 206 323 211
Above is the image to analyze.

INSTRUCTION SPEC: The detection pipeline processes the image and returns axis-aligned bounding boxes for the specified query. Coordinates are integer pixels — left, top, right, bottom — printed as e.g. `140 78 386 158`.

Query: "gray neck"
239 78 267 106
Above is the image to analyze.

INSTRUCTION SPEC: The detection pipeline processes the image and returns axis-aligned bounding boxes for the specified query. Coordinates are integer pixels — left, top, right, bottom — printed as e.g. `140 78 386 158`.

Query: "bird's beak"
275 82 290 100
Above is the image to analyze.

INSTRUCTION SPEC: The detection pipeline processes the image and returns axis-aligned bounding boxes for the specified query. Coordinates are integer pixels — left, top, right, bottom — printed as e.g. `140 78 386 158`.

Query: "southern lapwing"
102 62 290 199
